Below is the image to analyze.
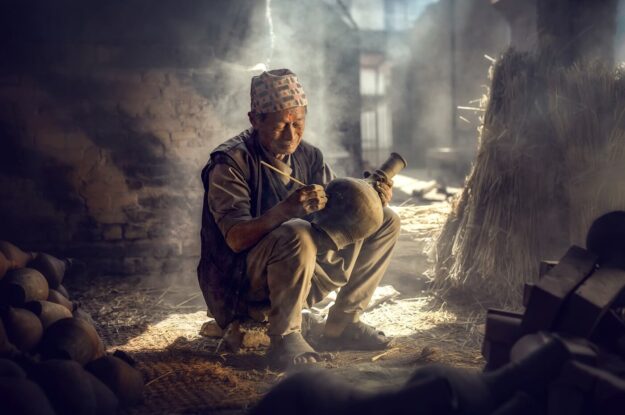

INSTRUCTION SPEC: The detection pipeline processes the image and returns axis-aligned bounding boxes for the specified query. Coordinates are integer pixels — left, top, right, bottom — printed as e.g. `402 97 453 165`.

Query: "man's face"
250 106 306 159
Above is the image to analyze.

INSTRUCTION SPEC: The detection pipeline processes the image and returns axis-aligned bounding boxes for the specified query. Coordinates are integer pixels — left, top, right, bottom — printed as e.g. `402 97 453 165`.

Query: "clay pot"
586 211 625 268
25 300 73 330
374 152 407 181
28 253 67 289
40 317 104 365
0 358 26 378
0 252 9 281
313 177 384 250
86 369 120 415
29 359 98 415
73 306 96 326
48 289 74 311
86 355 144 406
312 152 407 250
1 268 49 306
0 377 56 415
1 307 43 353
0 241 34 270
57 284 70 299
0 318 17 355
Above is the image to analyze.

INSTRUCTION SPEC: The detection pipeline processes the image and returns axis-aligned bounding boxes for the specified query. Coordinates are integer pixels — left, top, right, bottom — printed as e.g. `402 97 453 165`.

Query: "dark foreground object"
253 336 619 415
0 240 146 414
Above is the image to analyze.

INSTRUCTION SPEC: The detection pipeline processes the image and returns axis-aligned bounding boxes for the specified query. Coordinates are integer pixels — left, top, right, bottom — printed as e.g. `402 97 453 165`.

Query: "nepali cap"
250 69 308 114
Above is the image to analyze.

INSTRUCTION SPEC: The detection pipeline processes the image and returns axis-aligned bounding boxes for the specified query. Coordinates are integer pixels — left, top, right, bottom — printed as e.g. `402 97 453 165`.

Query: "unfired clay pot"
47 289 74 311
86 355 145 406
25 300 73 330
0 252 9 281
28 253 67 289
0 377 56 415
312 152 407 249
1 307 43 353
30 359 115 415
40 317 104 365
0 241 33 269
57 284 70 299
1 268 49 306
0 358 26 377
0 319 17 355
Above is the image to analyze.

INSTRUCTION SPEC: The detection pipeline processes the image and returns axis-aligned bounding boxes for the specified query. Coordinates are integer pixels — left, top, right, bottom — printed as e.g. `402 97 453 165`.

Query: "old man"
198 69 400 367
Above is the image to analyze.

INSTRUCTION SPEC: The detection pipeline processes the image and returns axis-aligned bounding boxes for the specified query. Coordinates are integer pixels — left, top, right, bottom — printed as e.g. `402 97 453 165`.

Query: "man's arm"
208 163 327 254
225 184 327 253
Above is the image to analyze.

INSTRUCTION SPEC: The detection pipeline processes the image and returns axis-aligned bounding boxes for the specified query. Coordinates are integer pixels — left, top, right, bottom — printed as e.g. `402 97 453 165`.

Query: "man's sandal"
320 321 391 351
268 332 323 370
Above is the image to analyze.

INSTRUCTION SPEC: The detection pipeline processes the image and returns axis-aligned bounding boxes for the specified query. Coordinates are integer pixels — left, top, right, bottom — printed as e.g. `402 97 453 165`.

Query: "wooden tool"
260 161 307 186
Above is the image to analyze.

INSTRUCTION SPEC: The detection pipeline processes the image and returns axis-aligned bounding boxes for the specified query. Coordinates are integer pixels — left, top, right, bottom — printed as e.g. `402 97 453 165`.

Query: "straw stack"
432 49 625 307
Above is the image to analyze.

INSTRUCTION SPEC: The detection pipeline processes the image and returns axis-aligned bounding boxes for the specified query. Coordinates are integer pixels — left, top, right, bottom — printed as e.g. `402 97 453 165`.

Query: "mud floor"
68 202 487 414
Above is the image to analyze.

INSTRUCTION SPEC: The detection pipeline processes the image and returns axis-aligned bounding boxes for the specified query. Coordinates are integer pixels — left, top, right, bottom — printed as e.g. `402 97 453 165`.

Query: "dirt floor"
68 202 488 415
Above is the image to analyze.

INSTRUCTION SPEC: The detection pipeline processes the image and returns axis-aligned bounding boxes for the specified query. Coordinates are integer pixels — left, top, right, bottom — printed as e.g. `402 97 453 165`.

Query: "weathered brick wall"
0 0 361 281
0 0 268 279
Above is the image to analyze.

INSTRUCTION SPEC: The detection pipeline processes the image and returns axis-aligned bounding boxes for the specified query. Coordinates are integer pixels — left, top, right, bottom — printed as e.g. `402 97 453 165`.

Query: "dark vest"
197 129 325 328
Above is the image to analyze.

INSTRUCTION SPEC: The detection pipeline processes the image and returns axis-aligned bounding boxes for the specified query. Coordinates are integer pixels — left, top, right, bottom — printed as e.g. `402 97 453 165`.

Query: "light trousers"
246 207 401 336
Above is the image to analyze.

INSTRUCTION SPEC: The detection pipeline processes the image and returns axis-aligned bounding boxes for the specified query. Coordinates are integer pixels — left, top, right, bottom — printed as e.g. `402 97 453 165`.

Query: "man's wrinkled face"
249 106 306 159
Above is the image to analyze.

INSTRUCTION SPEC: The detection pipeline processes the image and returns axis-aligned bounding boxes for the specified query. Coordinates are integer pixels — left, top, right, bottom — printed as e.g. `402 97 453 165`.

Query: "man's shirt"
207 138 334 242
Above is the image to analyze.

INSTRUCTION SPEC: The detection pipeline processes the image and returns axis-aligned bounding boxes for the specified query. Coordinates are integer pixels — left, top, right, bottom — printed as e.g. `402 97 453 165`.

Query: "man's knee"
270 219 317 259
382 207 401 236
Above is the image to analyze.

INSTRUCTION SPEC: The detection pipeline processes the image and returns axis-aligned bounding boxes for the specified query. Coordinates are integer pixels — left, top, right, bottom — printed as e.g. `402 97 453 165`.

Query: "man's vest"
197 128 325 328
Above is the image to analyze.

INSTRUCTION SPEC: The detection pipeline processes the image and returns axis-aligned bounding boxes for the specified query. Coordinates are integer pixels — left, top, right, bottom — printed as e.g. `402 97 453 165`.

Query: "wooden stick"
145 371 174 387
260 160 307 186
174 293 201 308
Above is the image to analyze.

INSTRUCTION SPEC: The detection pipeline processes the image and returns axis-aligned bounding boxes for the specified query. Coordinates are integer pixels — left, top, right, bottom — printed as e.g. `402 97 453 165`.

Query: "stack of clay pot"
0 241 145 415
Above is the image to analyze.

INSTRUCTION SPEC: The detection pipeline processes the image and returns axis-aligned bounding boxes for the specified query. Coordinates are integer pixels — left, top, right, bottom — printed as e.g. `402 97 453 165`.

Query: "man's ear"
248 111 257 128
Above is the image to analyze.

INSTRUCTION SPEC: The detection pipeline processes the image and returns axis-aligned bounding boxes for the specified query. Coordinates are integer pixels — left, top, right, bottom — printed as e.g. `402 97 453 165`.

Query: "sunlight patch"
361 296 457 337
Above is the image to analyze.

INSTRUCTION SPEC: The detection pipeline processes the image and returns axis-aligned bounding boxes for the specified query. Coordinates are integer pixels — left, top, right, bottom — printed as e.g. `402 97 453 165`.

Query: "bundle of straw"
432 49 625 308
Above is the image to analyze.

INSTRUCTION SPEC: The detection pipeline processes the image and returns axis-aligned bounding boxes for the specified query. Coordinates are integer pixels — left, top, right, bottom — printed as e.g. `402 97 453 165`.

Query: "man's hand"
365 172 393 206
225 184 326 253
278 184 328 219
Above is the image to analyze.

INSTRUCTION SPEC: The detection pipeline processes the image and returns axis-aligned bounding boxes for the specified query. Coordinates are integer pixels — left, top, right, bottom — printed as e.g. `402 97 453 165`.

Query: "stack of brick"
481 211 625 413
0 1 266 280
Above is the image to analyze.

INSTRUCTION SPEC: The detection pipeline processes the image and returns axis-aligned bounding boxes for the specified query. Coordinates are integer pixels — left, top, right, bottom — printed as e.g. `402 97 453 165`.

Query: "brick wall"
0 0 267 279
0 0 361 280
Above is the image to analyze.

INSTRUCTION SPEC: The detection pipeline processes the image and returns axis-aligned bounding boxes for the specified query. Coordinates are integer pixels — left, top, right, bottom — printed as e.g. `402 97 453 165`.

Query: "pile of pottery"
0 241 144 415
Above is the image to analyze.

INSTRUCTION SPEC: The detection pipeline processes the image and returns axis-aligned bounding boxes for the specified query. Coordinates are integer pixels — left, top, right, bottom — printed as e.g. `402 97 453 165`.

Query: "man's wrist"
268 202 294 224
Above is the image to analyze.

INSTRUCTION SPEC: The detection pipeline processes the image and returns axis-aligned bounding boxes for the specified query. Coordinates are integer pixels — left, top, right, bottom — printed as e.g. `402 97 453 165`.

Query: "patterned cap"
250 69 308 114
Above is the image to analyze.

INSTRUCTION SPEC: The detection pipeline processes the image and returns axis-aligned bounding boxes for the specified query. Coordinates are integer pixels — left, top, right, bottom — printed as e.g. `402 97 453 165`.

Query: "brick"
109 191 139 209
556 267 625 337
91 209 126 224
123 207 155 222
162 258 183 273
146 99 176 120
122 257 143 275
35 132 66 150
118 97 149 118
171 129 198 142
102 225 123 241
141 70 167 85
67 242 128 259
89 258 126 275
151 129 171 145
123 224 148 240
522 246 597 333
123 240 182 258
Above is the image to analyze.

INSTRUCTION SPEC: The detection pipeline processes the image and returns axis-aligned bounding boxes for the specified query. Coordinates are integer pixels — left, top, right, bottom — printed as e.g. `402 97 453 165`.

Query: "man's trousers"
245 207 401 337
